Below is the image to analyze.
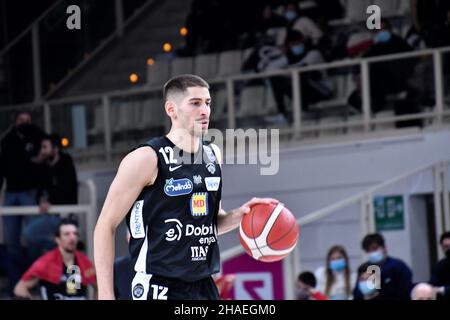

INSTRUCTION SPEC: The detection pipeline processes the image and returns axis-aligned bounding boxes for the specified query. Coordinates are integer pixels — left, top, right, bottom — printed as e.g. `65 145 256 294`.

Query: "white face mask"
367 250 384 263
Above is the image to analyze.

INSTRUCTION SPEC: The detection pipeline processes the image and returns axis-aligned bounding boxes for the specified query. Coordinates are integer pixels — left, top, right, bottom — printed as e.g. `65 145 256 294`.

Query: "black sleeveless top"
126 136 222 281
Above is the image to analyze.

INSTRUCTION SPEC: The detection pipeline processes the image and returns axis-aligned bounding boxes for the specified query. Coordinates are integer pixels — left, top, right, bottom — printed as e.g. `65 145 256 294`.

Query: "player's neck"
166 130 200 153
59 247 75 266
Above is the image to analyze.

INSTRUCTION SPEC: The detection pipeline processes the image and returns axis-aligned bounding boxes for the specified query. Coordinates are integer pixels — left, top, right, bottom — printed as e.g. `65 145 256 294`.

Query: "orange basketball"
239 202 299 262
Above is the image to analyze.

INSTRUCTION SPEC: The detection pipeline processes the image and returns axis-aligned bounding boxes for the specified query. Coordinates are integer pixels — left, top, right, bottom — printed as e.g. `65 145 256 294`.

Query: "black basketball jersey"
126 136 222 282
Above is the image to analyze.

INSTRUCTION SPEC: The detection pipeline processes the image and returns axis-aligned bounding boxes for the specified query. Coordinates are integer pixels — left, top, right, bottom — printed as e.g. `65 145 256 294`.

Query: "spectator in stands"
258 4 287 34
113 230 132 300
364 18 422 127
353 233 413 300
283 1 323 45
411 283 436 300
430 231 450 300
356 262 380 300
411 0 450 48
315 245 356 300
0 111 45 295
13 218 96 300
268 30 332 121
296 271 327 300
22 134 78 262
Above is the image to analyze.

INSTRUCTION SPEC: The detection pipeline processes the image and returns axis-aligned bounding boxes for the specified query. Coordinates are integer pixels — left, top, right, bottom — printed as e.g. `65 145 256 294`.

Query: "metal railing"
0 180 98 260
220 159 450 300
1 46 450 165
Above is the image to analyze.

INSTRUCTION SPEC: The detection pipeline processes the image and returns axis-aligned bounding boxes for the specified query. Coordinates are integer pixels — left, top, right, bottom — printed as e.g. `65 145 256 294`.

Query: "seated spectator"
353 233 413 300
315 245 356 300
411 0 450 48
411 283 436 300
296 271 327 300
259 4 287 33
113 230 132 300
282 2 323 45
22 134 78 262
356 262 380 300
253 30 332 122
364 18 414 115
430 231 450 300
14 218 96 300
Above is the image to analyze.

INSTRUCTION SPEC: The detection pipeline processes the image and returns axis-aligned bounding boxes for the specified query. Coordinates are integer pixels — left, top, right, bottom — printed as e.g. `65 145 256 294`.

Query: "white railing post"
292 70 302 138
102 95 112 163
433 51 444 125
434 164 444 260
31 23 42 102
43 102 52 133
443 161 450 231
226 78 236 128
361 60 371 132
282 254 295 300
115 0 124 37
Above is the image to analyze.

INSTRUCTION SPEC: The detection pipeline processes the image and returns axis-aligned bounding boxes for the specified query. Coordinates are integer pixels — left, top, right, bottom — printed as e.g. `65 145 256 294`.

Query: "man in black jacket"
22 133 78 262
0 111 45 295
430 231 450 300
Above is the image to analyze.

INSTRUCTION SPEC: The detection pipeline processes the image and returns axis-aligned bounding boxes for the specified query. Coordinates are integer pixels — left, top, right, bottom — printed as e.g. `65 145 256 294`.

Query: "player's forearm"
93 222 116 300
217 208 243 235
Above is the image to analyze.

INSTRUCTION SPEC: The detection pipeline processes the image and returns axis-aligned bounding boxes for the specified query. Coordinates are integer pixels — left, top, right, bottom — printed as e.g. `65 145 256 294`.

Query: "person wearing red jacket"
296 271 327 300
13 218 96 300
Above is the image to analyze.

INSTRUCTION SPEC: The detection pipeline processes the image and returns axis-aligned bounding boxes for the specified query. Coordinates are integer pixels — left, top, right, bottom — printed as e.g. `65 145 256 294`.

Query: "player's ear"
165 100 177 119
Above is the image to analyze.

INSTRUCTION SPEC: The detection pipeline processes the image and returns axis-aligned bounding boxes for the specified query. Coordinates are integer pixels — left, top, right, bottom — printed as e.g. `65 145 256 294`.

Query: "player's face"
56 224 79 253
176 87 211 137
40 139 54 159
15 113 31 126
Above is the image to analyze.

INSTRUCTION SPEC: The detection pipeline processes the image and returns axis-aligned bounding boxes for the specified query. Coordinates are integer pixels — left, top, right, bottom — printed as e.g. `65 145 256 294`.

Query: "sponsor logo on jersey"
164 218 183 242
130 200 145 238
203 145 216 162
206 163 216 174
205 177 221 191
190 245 209 261
164 178 193 196
193 175 202 185
190 192 209 217
133 283 145 299
164 219 216 242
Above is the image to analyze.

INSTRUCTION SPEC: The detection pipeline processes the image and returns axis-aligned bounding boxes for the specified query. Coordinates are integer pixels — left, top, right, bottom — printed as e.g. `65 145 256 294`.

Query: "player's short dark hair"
55 217 79 238
362 233 385 251
440 231 450 245
163 74 209 101
297 271 316 287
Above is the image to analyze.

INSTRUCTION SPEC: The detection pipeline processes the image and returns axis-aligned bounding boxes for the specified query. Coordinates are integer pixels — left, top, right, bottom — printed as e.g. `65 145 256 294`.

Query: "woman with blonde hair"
314 245 356 300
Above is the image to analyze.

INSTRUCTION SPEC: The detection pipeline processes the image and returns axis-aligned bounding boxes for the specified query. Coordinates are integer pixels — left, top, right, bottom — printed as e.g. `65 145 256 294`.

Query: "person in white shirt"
315 245 356 300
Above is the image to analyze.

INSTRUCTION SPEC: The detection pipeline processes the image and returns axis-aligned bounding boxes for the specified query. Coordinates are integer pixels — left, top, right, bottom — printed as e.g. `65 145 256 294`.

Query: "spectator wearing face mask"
353 233 413 300
296 271 327 300
430 231 450 300
282 2 323 45
314 245 356 300
356 262 380 300
363 19 414 115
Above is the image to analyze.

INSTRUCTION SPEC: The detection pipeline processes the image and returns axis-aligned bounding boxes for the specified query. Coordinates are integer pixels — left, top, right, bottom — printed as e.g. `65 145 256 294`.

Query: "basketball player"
93 74 278 300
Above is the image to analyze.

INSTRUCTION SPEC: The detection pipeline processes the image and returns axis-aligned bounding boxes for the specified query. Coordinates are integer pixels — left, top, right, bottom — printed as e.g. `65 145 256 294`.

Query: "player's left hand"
240 197 280 215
